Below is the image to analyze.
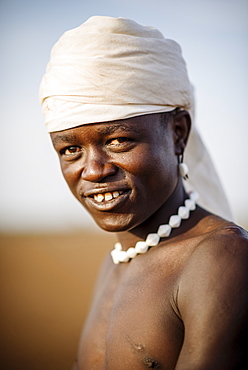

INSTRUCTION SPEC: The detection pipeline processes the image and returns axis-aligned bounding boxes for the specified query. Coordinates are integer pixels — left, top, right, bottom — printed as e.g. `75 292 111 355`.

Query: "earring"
178 154 189 180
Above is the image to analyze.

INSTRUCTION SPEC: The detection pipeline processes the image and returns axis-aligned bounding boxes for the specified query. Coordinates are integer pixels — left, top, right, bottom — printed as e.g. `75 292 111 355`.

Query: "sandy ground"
0 231 116 370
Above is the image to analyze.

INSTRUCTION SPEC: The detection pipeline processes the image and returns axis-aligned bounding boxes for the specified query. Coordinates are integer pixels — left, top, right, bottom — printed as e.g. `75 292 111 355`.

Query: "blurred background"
0 0 247 369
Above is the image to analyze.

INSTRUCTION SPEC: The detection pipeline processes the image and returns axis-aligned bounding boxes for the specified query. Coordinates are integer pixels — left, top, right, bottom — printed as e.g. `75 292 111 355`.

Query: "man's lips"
83 188 131 211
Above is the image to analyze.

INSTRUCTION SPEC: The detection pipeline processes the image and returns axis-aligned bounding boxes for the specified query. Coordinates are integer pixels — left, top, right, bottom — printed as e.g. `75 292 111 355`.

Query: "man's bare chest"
76 256 185 369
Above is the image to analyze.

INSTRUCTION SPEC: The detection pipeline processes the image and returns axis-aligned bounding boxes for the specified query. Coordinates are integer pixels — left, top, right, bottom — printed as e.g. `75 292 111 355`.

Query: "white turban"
39 16 232 220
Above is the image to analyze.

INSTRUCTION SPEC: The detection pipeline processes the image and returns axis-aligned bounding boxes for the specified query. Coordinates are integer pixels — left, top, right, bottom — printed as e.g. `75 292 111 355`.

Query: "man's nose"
81 149 118 182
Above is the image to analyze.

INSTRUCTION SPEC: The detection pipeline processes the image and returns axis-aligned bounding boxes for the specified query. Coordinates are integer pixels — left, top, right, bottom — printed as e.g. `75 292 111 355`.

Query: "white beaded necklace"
110 191 199 264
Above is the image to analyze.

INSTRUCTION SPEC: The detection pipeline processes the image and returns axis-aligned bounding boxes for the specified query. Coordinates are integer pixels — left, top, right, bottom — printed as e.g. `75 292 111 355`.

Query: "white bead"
185 199 196 211
169 215 181 228
146 233 160 246
110 249 120 264
179 163 189 177
157 224 172 237
118 251 129 262
114 242 122 251
178 206 190 219
189 191 199 202
135 241 149 254
126 247 137 259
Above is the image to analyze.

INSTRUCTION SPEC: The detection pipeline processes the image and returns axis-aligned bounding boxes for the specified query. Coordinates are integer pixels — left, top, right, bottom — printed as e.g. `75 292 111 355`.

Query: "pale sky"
0 0 247 232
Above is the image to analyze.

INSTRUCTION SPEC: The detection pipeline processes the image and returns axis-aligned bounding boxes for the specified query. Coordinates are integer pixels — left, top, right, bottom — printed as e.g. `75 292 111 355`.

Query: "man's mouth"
92 190 124 203
84 188 130 212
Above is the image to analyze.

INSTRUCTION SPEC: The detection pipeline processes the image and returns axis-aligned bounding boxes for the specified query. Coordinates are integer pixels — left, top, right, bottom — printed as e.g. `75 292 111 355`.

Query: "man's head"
51 110 191 232
40 16 233 220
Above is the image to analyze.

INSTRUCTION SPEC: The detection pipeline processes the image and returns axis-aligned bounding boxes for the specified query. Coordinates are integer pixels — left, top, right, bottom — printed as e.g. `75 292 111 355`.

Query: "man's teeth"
93 191 122 203
95 194 104 202
105 193 112 201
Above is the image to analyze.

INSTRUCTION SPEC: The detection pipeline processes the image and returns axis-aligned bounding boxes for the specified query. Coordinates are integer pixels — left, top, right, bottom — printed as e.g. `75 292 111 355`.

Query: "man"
40 16 248 369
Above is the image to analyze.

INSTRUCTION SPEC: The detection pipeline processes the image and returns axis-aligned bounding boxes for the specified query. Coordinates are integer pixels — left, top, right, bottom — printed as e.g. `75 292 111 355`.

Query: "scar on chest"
125 334 160 368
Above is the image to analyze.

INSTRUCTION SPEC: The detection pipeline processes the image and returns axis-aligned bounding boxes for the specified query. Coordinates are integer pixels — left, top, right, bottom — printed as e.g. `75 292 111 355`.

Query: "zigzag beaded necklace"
110 191 198 264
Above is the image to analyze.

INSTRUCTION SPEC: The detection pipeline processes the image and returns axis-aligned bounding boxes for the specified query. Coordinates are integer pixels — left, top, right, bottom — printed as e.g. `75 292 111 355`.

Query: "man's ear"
172 110 191 155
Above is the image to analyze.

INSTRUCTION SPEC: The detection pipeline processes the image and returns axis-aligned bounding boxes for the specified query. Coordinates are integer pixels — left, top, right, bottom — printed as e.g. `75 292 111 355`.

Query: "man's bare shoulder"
175 217 248 368
177 214 248 325
179 215 248 287
155 213 248 285
188 215 248 264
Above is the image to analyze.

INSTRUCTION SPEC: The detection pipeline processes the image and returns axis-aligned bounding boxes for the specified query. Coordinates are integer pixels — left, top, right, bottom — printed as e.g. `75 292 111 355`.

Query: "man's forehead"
50 114 161 142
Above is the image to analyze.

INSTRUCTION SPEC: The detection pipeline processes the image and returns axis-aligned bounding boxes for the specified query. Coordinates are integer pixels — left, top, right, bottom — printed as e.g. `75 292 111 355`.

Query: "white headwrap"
40 16 232 220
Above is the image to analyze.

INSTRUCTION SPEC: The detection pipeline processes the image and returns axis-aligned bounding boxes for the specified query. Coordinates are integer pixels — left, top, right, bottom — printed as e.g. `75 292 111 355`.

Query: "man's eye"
107 137 131 145
61 146 81 155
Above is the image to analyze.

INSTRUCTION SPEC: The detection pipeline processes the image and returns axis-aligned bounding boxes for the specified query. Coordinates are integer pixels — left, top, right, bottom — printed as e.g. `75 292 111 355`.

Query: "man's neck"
116 180 188 251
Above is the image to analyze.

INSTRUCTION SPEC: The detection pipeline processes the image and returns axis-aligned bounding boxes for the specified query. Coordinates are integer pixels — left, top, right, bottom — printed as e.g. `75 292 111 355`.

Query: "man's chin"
92 214 135 233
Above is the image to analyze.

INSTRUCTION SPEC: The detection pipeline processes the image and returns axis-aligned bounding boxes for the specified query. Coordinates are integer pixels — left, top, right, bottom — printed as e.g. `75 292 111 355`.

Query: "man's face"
51 114 179 232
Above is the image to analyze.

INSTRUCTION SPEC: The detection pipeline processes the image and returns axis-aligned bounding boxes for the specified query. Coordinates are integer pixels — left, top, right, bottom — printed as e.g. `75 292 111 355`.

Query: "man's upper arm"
176 226 248 369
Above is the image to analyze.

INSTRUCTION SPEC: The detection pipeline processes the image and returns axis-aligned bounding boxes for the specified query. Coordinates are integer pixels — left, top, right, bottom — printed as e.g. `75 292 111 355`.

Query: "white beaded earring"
178 154 189 180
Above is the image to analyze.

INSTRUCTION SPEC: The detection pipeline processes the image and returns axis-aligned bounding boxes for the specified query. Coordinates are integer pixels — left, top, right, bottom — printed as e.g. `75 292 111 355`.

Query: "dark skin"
51 112 248 369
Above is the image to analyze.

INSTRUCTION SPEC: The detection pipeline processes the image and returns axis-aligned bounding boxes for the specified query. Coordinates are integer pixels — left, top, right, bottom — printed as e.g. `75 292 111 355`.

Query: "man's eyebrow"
95 123 140 135
51 133 78 144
